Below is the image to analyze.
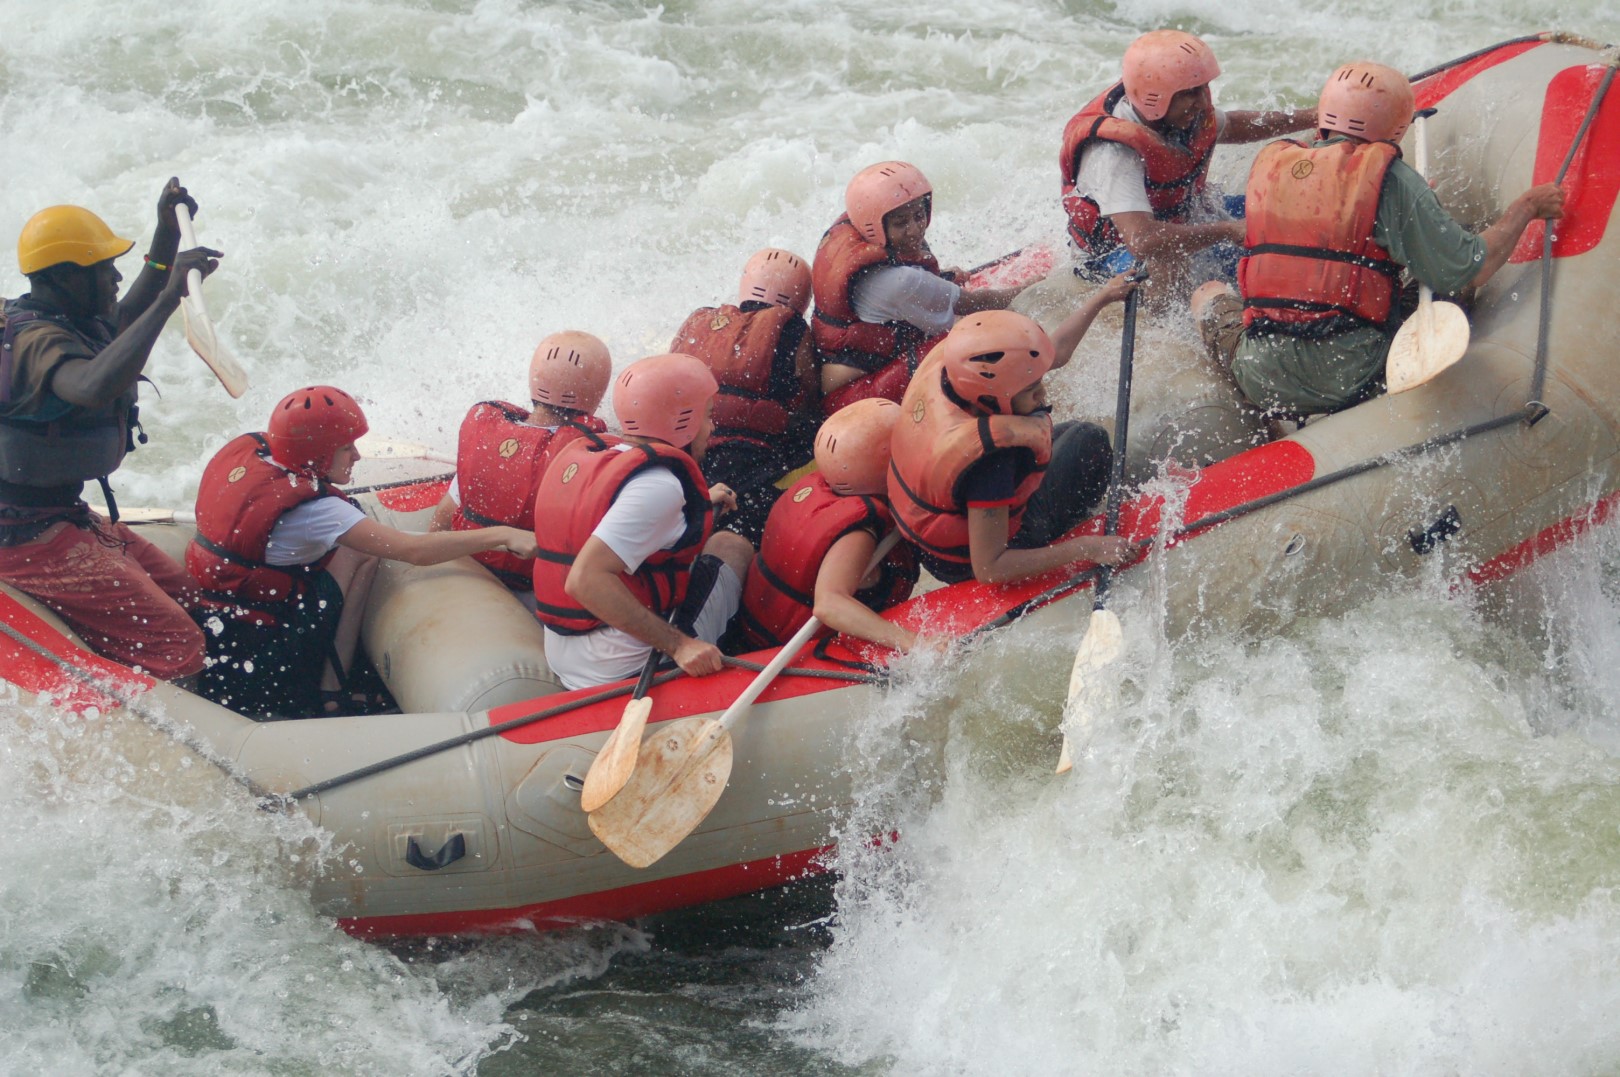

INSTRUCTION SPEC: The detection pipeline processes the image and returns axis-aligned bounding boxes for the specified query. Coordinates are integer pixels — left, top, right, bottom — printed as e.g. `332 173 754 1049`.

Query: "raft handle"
405 832 467 871
1409 506 1463 554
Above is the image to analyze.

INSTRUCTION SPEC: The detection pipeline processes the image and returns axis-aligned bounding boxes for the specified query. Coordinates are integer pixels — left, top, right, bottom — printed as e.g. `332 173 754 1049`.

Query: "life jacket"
672 301 807 443
0 298 140 492
186 433 349 626
531 435 715 635
811 215 945 412
450 400 606 589
735 473 919 649
887 359 1053 567
1238 138 1403 336
1059 83 1219 255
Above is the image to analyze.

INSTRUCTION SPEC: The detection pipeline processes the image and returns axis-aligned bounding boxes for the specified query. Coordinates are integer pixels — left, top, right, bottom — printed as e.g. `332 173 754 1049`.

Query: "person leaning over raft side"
1060 29 1315 289
812 160 1032 417
1193 60 1566 417
731 398 922 655
888 283 1138 587
670 248 819 545
531 353 755 690
0 180 220 682
187 386 538 719
428 330 611 599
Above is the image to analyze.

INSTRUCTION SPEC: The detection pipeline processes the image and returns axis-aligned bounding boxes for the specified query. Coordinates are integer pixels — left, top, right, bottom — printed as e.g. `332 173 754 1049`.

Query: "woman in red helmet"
188 386 538 719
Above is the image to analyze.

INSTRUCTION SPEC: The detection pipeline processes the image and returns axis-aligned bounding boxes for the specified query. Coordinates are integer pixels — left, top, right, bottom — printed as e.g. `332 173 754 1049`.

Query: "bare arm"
812 530 918 652
1050 273 1138 369
117 177 193 326
1111 211 1243 264
1468 183 1566 289
427 492 457 532
954 283 1028 315
966 505 1132 585
1221 108 1317 144
336 517 536 566
565 536 723 676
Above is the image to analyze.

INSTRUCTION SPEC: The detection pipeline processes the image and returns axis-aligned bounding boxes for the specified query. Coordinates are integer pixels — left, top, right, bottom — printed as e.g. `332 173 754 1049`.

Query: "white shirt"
850 265 962 337
265 497 368 566
543 449 693 690
1073 97 1229 217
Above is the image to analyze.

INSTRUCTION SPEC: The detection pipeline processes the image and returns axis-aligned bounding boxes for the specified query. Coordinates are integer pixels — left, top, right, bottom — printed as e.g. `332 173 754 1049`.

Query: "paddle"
1385 109 1471 394
173 204 250 398
588 531 903 868
578 647 663 812
1056 270 1143 774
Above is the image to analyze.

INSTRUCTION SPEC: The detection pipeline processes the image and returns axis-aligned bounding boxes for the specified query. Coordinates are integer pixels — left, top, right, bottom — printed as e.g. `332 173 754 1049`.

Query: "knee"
703 530 755 580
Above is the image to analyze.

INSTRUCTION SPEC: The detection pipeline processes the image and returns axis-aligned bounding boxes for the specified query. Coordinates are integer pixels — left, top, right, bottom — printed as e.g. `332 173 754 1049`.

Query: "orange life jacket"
886 359 1053 566
450 400 606 589
811 215 945 411
735 473 919 649
1059 82 1219 254
671 302 807 442
1238 138 1402 335
531 436 714 635
186 433 348 625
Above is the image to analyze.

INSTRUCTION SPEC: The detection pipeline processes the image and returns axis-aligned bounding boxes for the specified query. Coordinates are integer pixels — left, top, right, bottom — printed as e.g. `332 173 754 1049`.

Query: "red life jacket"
1059 82 1219 254
811 215 945 412
734 473 919 649
672 302 807 443
1238 138 1402 336
450 400 607 589
887 359 1053 567
186 433 348 625
531 436 715 635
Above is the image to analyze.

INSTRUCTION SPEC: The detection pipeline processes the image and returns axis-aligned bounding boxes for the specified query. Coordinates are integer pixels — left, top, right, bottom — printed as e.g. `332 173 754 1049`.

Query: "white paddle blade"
173 205 250 398
579 696 653 812
1386 296 1470 394
1056 608 1123 774
588 717 734 868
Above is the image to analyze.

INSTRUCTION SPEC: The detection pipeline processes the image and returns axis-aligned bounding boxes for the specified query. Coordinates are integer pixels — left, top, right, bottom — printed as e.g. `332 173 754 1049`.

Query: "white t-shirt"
1073 97 1229 217
543 449 694 689
265 497 368 566
850 265 962 337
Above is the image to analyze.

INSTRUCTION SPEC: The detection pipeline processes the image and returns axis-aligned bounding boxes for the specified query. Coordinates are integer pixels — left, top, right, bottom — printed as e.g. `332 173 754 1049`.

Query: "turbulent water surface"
5 1 1620 1073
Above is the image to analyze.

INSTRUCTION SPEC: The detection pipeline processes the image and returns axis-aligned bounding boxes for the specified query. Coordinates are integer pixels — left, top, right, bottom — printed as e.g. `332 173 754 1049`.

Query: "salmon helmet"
530 330 612 415
739 248 812 314
845 161 933 246
613 353 719 448
1318 61 1415 143
931 310 1054 416
267 385 369 476
815 398 903 497
1122 30 1221 123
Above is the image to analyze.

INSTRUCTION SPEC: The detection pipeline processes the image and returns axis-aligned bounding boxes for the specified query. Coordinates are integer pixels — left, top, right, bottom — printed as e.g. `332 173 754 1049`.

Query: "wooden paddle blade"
1386 299 1470 394
1056 608 1123 774
579 696 653 812
588 717 734 868
180 295 251 398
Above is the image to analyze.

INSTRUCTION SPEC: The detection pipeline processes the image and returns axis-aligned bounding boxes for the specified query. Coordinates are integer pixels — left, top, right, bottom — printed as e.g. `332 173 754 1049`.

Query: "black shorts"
196 570 344 720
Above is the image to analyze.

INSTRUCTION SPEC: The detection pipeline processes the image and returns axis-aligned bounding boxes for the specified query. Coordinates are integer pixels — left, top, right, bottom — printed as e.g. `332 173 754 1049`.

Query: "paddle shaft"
1411 110 1438 321
173 204 209 315
1093 277 1141 609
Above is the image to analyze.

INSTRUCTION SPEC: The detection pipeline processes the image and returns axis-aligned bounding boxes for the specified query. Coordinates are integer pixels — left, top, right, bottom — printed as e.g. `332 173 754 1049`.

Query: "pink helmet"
739 248 812 314
845 161 933 246
1318 61 1415 144
267 385 369 476
613 353 719 448
1122 30 1221 122
931 310 1054 416
815 398 903 497
530 330 612 414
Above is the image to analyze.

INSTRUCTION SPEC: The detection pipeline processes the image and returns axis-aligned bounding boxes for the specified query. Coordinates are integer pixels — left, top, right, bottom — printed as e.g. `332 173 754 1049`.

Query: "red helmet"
1318 61 1415 144
739 248 812 314
845 161 932 246
930 311 1054 416
815 398 902 497
266 385 369 475
530 330 612 414
1122 30 1221 123
613 353 719 449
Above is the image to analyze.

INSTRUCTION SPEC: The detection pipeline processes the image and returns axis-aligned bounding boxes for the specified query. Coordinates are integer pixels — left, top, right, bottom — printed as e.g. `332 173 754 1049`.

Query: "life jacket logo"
1290 159 1314 180
793 485 813 503
227 466 248 483
560 462 579 484
709 313 731 331
912 400 926 424
499 437 521 459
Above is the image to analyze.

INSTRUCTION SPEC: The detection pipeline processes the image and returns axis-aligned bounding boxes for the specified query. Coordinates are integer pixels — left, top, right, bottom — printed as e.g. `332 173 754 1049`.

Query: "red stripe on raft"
375 477 450 512
1466 489 1620 585
0 590 157 715
1510 62 1620 263
1413 39 1545 109
337 844 832 938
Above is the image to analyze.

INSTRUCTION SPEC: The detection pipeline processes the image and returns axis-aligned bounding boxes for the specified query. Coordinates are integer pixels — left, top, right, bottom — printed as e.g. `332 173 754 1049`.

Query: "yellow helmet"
17 205 135 275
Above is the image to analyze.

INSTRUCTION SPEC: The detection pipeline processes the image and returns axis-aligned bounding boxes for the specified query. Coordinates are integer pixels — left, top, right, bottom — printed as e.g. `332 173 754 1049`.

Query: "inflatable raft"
0 35 1614 938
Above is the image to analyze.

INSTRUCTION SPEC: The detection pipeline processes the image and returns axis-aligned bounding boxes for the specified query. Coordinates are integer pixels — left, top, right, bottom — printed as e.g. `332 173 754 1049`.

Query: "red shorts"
0 517 206 679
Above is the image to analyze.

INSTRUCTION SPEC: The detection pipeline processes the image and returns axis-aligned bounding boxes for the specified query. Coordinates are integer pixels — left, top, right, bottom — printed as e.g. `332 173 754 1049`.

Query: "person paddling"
531 353 754 690
0 180 219 681
188 386 537 718
812 161 1032 416
732 398 922 654
1195 60 1565 416
429 330 611 599
671 248 819 544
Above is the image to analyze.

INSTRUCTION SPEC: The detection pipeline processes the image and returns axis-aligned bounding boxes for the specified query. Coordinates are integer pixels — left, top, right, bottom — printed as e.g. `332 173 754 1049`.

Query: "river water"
5 1 1620 1073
